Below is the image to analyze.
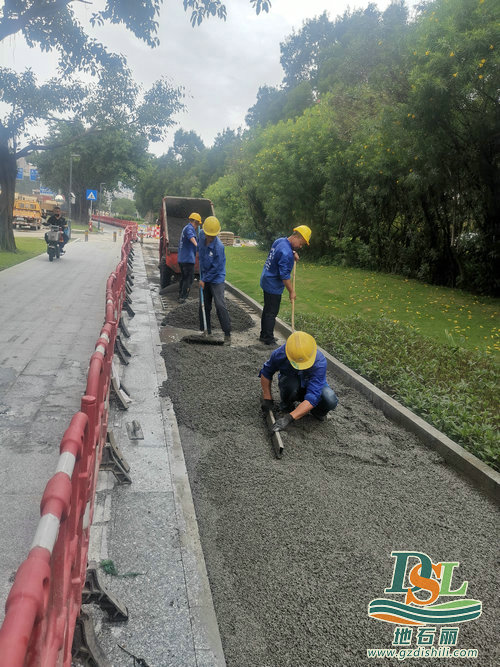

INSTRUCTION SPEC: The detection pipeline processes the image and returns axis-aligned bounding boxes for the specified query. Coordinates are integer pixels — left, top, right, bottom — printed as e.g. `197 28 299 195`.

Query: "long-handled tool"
291 261 296 332
265 408 284 459
181 283 224 345
200 282 208 332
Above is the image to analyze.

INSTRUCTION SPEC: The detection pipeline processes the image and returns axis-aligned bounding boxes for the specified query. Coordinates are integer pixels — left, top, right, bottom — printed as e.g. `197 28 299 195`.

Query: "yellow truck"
13 194 43 230
41 199 60 219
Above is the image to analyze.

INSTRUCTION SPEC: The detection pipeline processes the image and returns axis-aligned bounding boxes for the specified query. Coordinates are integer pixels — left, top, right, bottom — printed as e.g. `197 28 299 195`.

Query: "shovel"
291 261 296 332
181 283 224 345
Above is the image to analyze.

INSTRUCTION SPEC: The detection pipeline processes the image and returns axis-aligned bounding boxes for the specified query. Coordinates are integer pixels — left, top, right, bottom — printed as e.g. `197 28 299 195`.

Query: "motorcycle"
46 225 64 262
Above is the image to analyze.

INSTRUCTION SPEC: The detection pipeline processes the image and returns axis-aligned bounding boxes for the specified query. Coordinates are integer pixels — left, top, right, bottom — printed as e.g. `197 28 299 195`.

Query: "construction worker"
199 216 232 344
177 212 202 303
259 225 312 345
259 331 338 431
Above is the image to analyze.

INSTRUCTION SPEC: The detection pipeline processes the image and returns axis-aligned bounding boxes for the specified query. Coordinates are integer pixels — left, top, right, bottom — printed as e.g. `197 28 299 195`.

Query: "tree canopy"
0 0 272 250
33 123 150 221
135 0 499 296
111 197 137 217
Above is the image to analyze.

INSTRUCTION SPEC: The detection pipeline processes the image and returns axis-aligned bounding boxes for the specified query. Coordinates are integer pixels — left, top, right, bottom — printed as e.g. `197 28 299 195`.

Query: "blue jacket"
259 345 330 407
199 236 226 284
260 237 294 294
178 222 197 263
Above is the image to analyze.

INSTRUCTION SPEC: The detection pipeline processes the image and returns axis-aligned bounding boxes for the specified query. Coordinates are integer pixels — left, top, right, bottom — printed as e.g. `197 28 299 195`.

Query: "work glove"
261 398 274 413
272 413 294 432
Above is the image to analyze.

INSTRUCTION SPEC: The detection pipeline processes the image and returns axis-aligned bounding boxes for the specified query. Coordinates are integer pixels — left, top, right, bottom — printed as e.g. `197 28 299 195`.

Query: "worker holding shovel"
198 216 232 344
178 212 202 303
259 225 311 346
259 331 338 431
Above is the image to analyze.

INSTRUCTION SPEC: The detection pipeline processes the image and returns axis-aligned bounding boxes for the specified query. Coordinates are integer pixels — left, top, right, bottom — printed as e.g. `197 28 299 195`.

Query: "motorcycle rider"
44 206 69 253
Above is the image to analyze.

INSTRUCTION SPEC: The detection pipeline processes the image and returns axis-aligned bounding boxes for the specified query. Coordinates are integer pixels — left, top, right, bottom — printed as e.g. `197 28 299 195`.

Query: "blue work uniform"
198 236 231 336
259 345 338 416
199 236 226 284
259 237 295 343
260 237 294 294
178 222 197 263
177 221 198 300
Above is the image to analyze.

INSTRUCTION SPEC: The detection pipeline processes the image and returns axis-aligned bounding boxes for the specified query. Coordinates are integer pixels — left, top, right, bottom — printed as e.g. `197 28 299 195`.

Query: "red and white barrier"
0 225 136 666
91 215 138 238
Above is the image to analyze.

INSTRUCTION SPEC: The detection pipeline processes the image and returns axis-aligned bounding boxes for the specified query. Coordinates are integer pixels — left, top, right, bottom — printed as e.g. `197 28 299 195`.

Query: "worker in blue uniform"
259 331 338 431
199 216 232 344
259 225 312 345
177 212 201 303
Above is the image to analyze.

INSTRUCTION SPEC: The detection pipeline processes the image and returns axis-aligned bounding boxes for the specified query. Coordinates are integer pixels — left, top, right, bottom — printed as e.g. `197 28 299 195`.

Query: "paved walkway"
0 230 122 624
0 234 224 666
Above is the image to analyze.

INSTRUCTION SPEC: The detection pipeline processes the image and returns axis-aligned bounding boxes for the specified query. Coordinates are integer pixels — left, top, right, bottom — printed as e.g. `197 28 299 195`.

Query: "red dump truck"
158 196 215 288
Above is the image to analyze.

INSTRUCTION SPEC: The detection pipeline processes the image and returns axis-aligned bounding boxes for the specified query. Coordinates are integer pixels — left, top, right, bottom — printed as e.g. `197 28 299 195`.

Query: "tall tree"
33 123 150 221
111 197 137 217
169 129 205 165
245 85 286 128
0 0 272 251
0 62 182 250
280 12 335 88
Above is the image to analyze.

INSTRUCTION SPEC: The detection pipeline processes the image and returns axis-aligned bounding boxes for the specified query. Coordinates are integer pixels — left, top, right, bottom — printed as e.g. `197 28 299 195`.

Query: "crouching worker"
259 331 338 432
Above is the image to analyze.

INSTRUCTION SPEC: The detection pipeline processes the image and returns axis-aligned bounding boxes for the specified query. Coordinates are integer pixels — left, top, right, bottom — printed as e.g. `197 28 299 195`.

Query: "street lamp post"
99 183 105 231
99 183 105 214
68 154 80 222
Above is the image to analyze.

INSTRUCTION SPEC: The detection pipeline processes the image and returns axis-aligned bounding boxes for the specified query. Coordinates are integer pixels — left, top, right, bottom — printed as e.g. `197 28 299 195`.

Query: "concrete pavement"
0 229 122 625
0 232 224 667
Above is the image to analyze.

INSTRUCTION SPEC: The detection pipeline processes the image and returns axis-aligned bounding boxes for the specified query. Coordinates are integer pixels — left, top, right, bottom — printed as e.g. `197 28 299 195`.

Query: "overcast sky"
3 0 412 156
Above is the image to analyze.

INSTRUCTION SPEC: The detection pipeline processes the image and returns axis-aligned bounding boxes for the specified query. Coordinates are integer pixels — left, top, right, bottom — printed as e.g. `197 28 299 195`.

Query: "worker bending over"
199 216 232 344
259 225 311 345
259 331 338 432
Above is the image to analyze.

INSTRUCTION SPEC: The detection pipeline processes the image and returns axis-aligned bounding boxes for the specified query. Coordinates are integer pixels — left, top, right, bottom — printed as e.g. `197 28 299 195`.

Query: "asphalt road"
142 244 499 667
0 229 122 624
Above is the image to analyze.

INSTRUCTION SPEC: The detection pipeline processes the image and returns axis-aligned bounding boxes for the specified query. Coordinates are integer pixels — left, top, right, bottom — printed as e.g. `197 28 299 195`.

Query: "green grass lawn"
0 238 46 270
226 247 499 355
226 246 499 470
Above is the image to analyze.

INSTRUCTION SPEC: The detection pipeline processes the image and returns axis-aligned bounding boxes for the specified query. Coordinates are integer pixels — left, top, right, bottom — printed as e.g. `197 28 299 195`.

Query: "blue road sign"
16 168 24 180
40 187 56 196
30 168 38 181
86 189 97 201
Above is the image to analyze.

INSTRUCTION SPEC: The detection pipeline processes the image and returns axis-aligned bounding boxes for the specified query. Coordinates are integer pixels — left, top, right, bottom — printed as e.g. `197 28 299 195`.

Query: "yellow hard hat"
189 212 202 223
203 216 221 236
285 331 317 370
293 225 311 245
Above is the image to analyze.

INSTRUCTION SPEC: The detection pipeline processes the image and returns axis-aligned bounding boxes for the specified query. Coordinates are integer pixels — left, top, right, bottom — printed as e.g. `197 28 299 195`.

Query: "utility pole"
68 154 80 221
99 183 106 213
99 183 105 231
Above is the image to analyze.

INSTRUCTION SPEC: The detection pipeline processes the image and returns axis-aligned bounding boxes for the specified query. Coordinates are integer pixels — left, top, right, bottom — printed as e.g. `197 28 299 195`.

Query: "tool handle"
200 284 208 333
291 262 296 332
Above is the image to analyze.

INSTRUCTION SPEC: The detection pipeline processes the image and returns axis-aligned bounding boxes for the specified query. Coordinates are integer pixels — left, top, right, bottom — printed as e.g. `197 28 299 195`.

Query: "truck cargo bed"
159 197 214 287
166 216 187 251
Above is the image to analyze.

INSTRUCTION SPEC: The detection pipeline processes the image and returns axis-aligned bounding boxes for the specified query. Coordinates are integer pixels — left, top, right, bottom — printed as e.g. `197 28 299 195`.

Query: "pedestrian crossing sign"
86 189 97 201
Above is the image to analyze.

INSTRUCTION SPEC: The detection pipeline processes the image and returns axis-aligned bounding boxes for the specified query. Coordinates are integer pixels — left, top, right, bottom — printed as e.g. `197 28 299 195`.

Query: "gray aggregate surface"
160 283 254 333
149 269 500 666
